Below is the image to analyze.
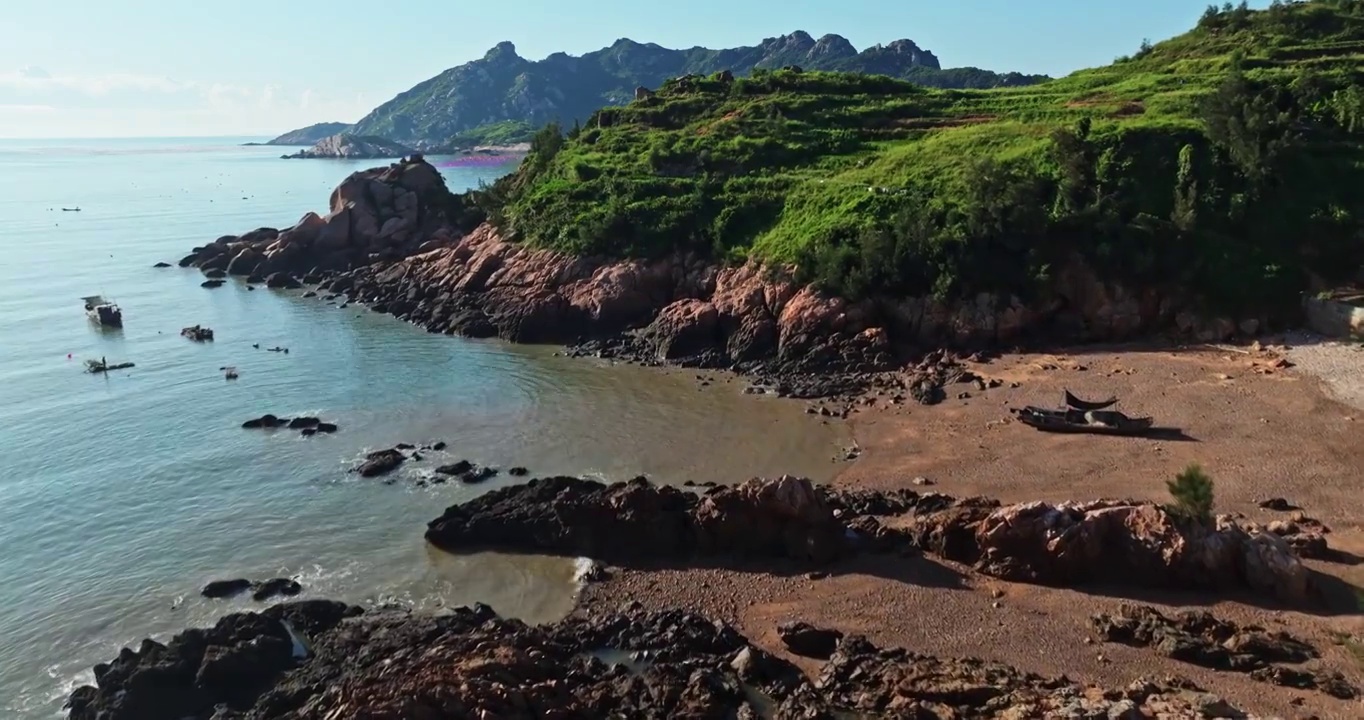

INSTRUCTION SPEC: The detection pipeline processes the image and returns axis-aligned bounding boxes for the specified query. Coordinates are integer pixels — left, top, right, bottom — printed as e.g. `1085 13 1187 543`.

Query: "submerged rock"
200 578 252 599
355 448 405 477
241 414 289 429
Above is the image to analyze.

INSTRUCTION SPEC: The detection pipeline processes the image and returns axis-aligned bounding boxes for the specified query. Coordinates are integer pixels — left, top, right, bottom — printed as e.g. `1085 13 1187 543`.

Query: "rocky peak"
484 41 520 63
765 30 816 53
881 38 941 69
810 34 857 61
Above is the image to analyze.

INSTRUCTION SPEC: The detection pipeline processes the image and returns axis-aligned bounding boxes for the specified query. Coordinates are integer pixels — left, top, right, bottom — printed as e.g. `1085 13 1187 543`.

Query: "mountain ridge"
268 31 1047 147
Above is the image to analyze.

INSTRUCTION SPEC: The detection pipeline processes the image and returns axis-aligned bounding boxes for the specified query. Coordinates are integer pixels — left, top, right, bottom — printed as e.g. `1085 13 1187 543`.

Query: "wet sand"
580 339 1364 719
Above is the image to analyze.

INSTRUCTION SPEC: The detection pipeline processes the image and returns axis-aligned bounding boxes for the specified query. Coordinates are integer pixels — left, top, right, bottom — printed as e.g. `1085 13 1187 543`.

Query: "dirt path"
580 341 1364 719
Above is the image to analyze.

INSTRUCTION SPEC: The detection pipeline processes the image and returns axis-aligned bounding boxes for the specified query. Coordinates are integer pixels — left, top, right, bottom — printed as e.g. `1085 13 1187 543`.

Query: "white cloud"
0 68 190 95
0 65 372 136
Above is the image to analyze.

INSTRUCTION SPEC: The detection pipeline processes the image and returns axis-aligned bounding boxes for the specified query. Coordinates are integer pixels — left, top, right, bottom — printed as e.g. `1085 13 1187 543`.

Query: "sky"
0 0 1269 139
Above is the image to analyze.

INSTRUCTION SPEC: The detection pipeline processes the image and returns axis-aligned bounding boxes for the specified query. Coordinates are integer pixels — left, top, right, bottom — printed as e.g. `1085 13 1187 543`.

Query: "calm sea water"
0 137 848 717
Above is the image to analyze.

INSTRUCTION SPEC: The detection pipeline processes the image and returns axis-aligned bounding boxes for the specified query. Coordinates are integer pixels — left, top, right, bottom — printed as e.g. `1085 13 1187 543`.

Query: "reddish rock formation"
912 499 1314 605
427 476 1318 606
424 475 848 565
180 157 1266 382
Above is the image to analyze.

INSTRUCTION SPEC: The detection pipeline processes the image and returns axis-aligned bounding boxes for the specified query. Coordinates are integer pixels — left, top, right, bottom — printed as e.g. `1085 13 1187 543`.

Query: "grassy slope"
486 1 1364 316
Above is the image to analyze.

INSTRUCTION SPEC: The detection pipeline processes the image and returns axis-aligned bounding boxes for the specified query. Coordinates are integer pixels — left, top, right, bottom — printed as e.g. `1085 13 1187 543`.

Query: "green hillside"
343 33 1045 146
475 0 1364 318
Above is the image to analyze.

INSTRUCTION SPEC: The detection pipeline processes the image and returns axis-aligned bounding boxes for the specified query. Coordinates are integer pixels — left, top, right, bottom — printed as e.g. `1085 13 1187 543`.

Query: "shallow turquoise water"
0 138 847 716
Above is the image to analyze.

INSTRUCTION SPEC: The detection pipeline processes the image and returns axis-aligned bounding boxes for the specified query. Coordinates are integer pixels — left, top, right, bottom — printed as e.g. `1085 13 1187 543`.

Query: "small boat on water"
83 295 122 328
86 357 135 374
222 366 239 380
1011 390 1155 436
181 324 214 341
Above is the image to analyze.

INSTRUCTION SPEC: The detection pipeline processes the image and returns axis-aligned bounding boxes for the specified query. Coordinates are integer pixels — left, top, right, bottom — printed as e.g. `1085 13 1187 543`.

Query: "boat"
85 357 135 374
83 295 122 327
1011 390 1154 436
222 366 239 380
181 324 214 341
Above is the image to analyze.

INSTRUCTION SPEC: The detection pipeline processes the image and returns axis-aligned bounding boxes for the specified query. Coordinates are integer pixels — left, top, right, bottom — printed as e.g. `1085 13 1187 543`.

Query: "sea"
0 137 849 717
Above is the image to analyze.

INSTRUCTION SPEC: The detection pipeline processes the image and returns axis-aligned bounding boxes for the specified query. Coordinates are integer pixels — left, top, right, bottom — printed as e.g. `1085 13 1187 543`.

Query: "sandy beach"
580 336 1364 719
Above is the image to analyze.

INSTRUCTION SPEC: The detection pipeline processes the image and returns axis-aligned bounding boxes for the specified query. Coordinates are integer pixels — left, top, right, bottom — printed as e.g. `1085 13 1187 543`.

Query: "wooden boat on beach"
1011 390 1155 436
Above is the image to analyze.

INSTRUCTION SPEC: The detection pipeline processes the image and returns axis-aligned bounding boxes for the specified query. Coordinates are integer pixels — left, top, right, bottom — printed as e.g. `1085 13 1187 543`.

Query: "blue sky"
0 0 1265 138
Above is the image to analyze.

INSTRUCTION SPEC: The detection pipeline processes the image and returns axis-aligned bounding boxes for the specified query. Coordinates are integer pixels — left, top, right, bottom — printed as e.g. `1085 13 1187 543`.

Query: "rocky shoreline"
67 598 1245 719
174 156 1274 399
68 474 1352 718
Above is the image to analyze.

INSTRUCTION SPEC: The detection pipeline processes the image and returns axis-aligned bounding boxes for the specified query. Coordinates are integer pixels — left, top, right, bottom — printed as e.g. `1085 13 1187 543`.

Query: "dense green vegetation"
475 0 1364 318
444 120 536 149
341 33 1045 145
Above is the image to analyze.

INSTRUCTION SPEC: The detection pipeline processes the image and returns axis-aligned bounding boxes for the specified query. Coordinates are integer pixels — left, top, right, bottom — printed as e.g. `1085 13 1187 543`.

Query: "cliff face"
178 158 1263 387
281 133 415 160
273 32 1041 146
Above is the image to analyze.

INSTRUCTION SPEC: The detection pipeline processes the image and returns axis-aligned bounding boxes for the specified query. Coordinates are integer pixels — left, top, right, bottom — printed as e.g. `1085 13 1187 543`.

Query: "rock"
1258 497 1299 511
201 578 252 598
426 475 847 565
69 599 1233 720
204 268 227 279
152 261 171 268
300 428 317 437
201 279 225 288
1092 605 1353 699
251 578 302 602
315 422 338 433
355 448 405 477
777 621 843 659
287 417 320 429
242 414 289 429
265 272 302 289
430 441 447 451
436 460 473 476
912 498 1315 605
508 466 529 477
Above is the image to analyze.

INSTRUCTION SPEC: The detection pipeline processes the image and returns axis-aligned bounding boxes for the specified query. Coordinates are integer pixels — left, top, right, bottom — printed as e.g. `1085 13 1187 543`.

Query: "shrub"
1167 463 1216 523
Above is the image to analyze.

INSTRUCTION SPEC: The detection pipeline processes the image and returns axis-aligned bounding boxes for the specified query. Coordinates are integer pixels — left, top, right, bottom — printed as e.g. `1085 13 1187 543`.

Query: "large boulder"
646 299 720 359
693 476 845 563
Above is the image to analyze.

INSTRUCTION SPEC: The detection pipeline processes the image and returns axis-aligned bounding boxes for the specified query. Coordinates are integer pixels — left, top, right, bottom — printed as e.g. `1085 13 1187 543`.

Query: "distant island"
280 133 415 160
264 30 1049 156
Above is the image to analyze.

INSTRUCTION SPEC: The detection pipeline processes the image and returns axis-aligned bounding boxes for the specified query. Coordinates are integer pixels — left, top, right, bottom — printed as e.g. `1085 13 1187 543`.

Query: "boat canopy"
82 295 108 306
1064 389 1118 411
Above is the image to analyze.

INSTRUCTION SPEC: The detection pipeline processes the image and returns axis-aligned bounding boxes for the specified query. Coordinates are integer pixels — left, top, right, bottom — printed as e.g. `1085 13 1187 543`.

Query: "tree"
1172 144 1200 232
1201 63 1295 183
1167 463 1215 524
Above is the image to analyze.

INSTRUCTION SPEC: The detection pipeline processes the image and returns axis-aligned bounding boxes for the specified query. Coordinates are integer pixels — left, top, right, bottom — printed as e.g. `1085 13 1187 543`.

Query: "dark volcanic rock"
203 269 227 279
435 460 473 476
200 279 225 288
355 448 405 477
251 578 303 602
1092 604 1353 698
287 417 320 429
265 272 302 289
152 261 172 268
777 621 843 659
201 579 252 599
67 601 1235 720
508 466 530 477
425 475 847 565
241 414 289 429
315 422 338 433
